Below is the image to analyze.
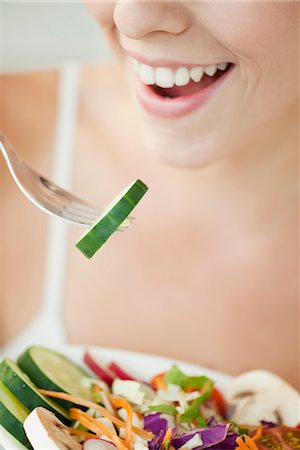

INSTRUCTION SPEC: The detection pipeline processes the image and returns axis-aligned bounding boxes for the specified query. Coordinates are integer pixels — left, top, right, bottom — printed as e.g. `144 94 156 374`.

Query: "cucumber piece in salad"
0 359 70 424
0 380 31 449
17 346 94 408
75 179 148 259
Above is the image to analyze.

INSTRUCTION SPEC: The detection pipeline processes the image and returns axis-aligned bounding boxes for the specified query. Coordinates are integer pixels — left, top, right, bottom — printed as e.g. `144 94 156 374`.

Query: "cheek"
198 3 298 64
84 0 123 57
200 3 299 110
84 1 115 28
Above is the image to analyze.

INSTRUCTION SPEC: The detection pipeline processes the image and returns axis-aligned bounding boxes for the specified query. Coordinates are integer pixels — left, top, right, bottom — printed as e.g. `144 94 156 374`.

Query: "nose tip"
113 1 191 39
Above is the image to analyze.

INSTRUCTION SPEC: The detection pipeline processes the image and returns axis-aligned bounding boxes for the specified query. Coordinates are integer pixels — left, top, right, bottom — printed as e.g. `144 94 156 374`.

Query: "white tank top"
0 64 81 360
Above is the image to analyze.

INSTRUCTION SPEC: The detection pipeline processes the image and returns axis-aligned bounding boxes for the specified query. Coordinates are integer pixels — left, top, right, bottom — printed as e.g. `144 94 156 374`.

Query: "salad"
0 346 299 450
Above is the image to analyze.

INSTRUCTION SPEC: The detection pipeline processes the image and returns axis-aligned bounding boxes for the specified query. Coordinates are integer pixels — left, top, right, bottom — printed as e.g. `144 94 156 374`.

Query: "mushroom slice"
24 407 81 450
225 370 300 426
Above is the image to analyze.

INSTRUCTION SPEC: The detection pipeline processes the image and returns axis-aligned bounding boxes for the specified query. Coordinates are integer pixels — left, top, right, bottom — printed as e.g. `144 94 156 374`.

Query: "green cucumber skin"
18 351 73 410
0 403 32 449
76 179 148 259
0 360 70 424
17 348 89 410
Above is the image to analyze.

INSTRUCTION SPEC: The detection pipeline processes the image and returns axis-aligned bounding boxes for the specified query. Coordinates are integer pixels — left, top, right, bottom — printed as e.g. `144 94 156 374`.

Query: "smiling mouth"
153 68 232 99
131 56 233 99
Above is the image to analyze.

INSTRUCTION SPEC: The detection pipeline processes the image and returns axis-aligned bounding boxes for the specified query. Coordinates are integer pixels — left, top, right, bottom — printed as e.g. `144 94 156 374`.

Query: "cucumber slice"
18 347 94 408
75 179 148 259
0 380 31 449
0 359 70 424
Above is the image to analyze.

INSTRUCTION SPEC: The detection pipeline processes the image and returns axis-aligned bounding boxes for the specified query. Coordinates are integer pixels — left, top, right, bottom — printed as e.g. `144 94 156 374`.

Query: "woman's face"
85 1 299 168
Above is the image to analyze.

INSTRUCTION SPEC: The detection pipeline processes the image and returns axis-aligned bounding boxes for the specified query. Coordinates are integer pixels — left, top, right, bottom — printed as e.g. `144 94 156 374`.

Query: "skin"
0 2 298 386
85 1 299 167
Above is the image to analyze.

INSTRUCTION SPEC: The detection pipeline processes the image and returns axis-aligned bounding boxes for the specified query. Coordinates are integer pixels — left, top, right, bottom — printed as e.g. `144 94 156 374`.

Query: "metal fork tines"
0 133 129 228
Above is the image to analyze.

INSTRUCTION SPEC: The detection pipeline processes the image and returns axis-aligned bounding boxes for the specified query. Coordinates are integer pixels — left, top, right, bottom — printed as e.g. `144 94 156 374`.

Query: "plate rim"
55 343 233 385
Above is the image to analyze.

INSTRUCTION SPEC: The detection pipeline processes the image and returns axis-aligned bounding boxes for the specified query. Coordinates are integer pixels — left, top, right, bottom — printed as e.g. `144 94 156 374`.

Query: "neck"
166 102 299 228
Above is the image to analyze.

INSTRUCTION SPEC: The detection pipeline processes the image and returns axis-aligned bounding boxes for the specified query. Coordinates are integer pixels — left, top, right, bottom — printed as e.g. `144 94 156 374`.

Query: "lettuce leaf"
179 383 214 425
148 405 177 416
164 366 214 391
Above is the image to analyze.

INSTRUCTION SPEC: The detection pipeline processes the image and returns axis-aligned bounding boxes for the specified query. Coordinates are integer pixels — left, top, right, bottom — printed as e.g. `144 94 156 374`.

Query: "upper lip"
124 49 229 69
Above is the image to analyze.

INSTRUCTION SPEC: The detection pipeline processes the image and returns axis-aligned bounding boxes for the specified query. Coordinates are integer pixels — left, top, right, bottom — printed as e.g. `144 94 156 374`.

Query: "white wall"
0 1 113 73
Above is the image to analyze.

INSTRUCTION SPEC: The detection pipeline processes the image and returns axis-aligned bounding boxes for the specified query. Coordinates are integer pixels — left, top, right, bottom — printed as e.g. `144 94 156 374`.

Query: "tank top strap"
0 64 81 360
41 63 81 319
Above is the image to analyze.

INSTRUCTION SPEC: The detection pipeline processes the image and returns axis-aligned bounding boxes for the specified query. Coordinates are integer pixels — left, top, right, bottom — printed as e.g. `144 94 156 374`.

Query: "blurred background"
1 1 112 72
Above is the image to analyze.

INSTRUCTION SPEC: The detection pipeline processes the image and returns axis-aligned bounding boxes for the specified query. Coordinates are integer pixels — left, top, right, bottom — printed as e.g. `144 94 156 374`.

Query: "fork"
0 133 129 229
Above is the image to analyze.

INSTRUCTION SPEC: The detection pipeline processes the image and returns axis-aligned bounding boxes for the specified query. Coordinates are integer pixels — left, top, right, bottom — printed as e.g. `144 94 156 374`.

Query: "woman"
1 2 298 387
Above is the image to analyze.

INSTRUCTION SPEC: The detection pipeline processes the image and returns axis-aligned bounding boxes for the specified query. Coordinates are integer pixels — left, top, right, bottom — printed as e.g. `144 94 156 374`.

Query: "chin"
145 140 220 169
140 121 221 169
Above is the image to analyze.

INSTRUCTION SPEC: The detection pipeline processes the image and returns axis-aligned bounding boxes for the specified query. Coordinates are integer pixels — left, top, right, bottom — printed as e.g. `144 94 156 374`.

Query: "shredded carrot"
67 427 97 439
162 427 173 445
235 437 250 450
70 408 128 450
234 424 263 450
235 435 259 450
251 425 263 442
244 436 259 450
91 384 103 403
70 408 116 438
136 411 143 421
92 384 101 392
38 389 153 440
150 373 167 390
111 397 133 445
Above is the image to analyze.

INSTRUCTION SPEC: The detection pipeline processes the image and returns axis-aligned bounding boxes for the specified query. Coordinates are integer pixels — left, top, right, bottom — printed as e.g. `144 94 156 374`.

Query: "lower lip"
134 66 233 119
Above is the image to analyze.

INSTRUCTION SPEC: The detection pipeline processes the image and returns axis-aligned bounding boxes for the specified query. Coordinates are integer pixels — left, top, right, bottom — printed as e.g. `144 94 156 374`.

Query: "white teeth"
204 64 217 76
190 66 204 82
139 63 155 85
174 66 190 86
217 62 229 71
155 67 174 88
131 57 229 87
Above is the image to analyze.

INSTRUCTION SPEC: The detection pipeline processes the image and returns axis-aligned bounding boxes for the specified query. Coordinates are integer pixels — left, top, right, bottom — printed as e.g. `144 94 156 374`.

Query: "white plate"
0 345 232 450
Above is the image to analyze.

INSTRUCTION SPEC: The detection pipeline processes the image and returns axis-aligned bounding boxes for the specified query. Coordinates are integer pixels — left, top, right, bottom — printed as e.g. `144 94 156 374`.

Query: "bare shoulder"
0 62 133 176
0 70 60 345
0 70 59 164
0 70 59 122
